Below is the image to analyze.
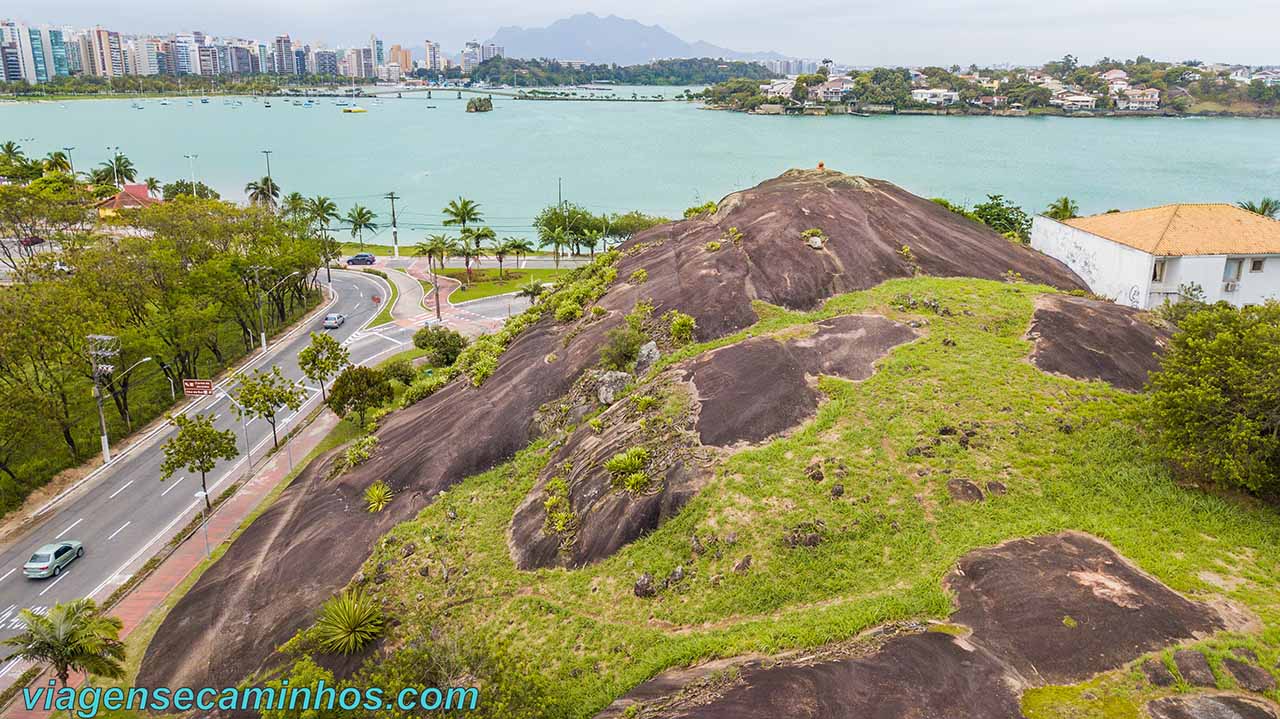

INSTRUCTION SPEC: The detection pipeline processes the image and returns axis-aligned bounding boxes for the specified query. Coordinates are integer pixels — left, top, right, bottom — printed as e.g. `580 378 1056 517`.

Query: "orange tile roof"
1064 203 1280 256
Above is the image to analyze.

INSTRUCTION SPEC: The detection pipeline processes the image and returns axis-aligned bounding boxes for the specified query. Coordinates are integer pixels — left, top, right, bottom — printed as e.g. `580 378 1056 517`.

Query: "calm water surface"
3 90 1278 239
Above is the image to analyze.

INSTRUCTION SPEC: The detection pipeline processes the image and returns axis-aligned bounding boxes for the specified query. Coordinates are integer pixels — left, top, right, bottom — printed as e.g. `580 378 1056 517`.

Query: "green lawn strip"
363 269 400 328
0 290 323 520
338 242 399 257
438 266 569 302
316 276 1280 718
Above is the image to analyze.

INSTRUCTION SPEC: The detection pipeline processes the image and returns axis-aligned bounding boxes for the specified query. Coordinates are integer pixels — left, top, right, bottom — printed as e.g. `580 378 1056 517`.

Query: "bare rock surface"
1176 649 1219 687
1148 695 1279 719
138 169 1086 689
594 532 1229 718
1223 658 1278 692
1027 294 1170 391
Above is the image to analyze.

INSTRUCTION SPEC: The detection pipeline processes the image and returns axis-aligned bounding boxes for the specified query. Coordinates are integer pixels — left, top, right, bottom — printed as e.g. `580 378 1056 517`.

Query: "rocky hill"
136 170 1280 719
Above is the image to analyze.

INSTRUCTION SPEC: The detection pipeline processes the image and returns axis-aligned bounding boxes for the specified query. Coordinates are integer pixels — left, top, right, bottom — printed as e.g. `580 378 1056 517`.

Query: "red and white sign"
182 379 215 396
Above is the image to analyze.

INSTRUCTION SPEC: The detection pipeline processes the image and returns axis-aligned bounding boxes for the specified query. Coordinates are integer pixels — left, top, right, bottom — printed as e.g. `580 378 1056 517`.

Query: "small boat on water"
342 106 368 113
159 99 170 105
200 97 210 104
264 101 272 108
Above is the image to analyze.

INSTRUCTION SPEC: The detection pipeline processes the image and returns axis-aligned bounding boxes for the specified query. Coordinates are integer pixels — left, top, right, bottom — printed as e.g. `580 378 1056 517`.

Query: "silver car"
24 540 83 579
322 313 346 329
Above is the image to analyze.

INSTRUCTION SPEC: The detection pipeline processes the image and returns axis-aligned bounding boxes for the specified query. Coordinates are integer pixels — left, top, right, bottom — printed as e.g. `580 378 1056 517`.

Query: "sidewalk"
5 410 342 719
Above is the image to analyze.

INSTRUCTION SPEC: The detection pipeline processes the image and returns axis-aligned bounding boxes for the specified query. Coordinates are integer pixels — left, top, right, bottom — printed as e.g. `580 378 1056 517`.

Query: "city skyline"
2 2 1279 67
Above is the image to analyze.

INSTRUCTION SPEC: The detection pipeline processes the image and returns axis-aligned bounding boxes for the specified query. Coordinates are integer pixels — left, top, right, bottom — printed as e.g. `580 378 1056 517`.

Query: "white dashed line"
108 521 131 540
0 569 13 582
38 571 69 596
160 476 185 496
108 480 134 499
55 518 82 538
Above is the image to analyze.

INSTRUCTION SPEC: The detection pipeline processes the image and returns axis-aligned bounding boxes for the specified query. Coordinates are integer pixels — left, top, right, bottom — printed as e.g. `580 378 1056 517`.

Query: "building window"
1250 258 1266 273
1223 259 1244 282
1151 260 1166 283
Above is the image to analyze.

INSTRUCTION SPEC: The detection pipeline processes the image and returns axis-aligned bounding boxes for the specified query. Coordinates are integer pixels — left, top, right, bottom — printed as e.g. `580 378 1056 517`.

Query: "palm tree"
43 151 72 174
281 192 307 219
414 233 455 274
538 226 570 269
245 176 281 210
516 281 545 305
453 234 484 285
0 141 24 162
99 153 136 186
1237 197 1280 219
1043 196 1080 220
2 598 126 687
144 176 161 197
442 197 483 236
346 205 378 249
507 237 536 267
88 166 116 187
580 227 604 258
306 195 341 233
490 238 517 280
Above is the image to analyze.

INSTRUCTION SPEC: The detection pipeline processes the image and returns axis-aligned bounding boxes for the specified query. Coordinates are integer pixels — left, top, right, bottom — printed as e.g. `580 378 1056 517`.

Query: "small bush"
705 241 722 252
364 481 393 513
315 590 384 655
633 395 658 412
554 301 584 322
401 373 449 407
722 226 744 245
801 228 828 242
591 306 607 318
605 447 651 492
542 477 575 535
381 358 416 385
588 417 604 432
629 268 648 284
343 435 378 468
666 310 696 345
412 325 469 367
683 201 717 219
600 326 646 370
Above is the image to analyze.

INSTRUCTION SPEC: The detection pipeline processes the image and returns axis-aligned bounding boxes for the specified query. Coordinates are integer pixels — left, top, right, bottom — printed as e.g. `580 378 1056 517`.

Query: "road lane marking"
108 480 134 499
0 569 13 582
160 476 185 496
108 522 131 540
38 571 69 596
55 518 82 538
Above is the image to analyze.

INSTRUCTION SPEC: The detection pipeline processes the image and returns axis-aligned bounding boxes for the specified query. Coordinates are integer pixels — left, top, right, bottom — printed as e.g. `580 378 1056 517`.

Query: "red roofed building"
95 183 160 217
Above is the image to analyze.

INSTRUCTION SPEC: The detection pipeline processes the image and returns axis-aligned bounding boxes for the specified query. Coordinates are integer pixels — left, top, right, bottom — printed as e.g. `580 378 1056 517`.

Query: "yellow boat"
342 106 367 113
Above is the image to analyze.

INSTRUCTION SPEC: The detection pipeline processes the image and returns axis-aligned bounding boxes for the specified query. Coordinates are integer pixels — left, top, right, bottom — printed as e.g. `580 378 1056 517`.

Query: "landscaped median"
433 266 569 303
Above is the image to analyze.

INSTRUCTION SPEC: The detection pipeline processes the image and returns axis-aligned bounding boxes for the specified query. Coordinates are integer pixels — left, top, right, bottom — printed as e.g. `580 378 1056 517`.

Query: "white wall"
1161 254 1280 306
1031 216 1155 308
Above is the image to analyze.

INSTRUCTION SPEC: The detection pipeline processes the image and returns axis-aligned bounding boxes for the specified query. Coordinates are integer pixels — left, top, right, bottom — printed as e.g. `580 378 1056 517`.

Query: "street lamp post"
222 393 253 469
261 149 273 185
183 153 198 193
62 146 75 175
250 268 300 352
106 145 121 187
88 339 153 464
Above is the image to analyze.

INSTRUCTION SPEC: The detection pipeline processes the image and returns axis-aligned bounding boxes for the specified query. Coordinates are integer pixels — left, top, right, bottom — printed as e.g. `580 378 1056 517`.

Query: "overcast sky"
9 0 1279 66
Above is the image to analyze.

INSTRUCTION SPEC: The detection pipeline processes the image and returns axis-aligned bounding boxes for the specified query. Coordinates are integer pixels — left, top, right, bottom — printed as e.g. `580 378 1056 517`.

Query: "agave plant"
364 480 393 513
315 590 383 655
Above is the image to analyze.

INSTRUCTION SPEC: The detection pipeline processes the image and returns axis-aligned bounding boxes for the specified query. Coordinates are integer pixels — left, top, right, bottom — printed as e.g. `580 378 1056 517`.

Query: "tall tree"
0 141 25 162
281 192 307 219
231 366 305 449
414 233 455 274
1237 197 1280 219
327 365 392 427
297 331 350 402
506 237 535 267
442 197 482 236
1044 196 1080 220
245 176 281 210
490 238 516 280
144 176 161 197
99 153 136 186
43 151 72 174
345 204 378 249
1 598 125 687
159 413 239 510
538 226 570 269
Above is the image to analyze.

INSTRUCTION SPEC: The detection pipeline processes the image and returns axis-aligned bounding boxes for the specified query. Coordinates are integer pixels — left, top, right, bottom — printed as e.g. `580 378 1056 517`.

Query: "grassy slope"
315 276 1279 717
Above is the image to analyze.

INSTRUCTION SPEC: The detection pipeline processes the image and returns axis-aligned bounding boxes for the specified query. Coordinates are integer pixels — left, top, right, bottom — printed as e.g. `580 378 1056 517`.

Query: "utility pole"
251 265 268 352
261 149 273 185
385 191 400 258
88 335 119 463
63 146 75 175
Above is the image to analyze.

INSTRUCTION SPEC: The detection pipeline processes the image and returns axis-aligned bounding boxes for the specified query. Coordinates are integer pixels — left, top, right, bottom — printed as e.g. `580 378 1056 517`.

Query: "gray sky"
8 0 1279 66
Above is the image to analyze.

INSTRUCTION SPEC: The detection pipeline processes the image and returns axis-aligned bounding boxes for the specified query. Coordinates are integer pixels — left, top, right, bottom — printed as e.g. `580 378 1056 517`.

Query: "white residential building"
423 40 443 72
1031 204 1280 309
910 88 959 106
1116 87 1160 111
1050 91 1098 111
760 78 795 98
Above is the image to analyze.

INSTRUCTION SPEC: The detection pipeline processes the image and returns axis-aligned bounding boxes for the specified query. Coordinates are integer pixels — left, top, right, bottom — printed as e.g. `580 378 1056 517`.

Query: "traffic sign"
182 379 214 396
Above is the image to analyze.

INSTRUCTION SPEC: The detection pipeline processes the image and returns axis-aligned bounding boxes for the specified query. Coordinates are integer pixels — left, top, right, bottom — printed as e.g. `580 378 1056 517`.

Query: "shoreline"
704 103 1280 120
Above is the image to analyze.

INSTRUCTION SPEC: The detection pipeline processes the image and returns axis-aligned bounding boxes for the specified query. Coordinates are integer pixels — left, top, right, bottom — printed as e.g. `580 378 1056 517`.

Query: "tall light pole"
222 393 253 469
62 146 76 175
88 335 152 464
194 491 211 556
251 268 300 352
106 145 121 187
385 191 400 258
261 149 273 185
184 153 198 193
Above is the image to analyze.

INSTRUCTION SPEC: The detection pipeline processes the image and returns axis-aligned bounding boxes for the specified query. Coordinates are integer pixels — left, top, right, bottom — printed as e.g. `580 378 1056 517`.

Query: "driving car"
24 540 83 579
346 253 376 265
322 313 346 328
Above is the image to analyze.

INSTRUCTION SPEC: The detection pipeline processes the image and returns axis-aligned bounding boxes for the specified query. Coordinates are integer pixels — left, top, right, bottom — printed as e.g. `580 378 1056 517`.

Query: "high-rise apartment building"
313 49 337 76
272 34 294 74
87 27 124 77
387 44 412 73
369 34 383 66
461 41 481 72
481 42 503 62
423 40 443 72
0 23 69 83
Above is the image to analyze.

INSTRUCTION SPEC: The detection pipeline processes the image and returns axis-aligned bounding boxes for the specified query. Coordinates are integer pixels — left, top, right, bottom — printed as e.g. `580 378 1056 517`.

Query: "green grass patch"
364 269 400 328
439 267 569 302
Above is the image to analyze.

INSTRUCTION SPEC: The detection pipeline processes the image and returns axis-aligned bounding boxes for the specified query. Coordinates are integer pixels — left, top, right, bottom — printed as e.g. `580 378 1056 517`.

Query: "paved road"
0 270 414 670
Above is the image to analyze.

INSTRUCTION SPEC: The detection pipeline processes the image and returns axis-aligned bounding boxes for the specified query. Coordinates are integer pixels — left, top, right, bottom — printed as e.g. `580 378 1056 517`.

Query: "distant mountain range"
485 13 789 66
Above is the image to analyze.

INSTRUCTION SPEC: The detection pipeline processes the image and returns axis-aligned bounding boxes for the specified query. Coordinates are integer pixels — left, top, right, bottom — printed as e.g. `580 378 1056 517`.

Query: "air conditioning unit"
1223 281 1239 293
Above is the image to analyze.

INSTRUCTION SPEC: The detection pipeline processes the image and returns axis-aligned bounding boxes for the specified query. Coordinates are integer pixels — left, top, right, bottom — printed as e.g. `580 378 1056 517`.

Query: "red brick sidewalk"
403 258 504 336
5 410 341 718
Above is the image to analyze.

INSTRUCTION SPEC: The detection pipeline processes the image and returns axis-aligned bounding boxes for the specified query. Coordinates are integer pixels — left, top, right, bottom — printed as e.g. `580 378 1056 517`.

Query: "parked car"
18 236 45 248
322 313 346 329
24 540 83 579
346 253 376 265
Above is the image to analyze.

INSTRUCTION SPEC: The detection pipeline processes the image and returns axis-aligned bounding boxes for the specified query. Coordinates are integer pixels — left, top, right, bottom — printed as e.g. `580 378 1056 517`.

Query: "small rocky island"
466 96 494 113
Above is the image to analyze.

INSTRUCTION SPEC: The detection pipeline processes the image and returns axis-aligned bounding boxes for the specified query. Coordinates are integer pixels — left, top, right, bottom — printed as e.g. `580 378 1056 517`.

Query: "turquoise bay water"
2 92 1278 239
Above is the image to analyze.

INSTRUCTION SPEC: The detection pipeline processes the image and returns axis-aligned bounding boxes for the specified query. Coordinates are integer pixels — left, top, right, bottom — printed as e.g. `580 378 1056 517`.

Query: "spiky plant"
315 590 383 655
364 480 393 513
